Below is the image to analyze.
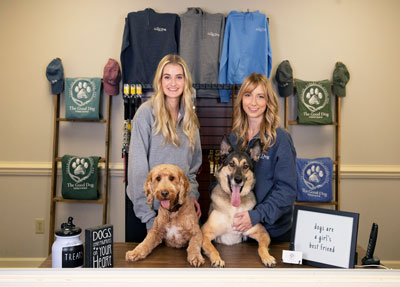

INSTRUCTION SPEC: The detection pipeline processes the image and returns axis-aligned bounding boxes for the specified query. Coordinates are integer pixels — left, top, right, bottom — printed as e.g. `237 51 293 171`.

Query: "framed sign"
290 205 359 268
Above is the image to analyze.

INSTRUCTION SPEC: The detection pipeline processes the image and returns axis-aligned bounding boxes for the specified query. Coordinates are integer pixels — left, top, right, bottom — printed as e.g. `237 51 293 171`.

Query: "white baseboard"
0 258 46 268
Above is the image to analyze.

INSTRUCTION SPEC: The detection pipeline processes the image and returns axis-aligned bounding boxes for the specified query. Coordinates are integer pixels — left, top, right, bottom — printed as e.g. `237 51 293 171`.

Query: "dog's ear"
220 135 233 158
248 139 262 162
178 169 190 205
144 169 154 206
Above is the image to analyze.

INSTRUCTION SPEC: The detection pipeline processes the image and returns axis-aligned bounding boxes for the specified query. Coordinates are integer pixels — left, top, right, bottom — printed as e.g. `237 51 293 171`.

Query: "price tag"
282 250 303 265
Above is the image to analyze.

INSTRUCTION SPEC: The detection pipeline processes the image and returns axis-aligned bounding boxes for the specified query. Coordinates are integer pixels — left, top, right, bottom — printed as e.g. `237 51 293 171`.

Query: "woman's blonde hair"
232 73 280 153
151 54 199 151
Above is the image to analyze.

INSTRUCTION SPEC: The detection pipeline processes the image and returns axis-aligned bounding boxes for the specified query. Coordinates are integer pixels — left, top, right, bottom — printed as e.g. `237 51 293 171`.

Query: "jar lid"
55 217 81 236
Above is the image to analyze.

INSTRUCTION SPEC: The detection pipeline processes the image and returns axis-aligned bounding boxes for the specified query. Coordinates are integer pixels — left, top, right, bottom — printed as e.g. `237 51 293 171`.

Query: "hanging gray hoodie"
127 100 202 229
179 7 225 90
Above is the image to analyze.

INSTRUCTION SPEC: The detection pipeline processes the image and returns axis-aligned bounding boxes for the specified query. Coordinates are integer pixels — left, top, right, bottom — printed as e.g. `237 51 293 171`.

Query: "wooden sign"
290 206 359 268
85 224 113 268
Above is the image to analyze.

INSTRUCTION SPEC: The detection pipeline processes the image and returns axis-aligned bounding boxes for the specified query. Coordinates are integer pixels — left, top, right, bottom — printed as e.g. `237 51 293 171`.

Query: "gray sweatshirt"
127 100 202 229
179 8 225 86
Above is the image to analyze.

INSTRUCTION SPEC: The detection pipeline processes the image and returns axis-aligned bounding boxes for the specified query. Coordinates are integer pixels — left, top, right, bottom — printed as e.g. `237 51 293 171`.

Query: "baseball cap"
46 58 64 95
333 62 350 97
103 59 121 96
275 60 293 97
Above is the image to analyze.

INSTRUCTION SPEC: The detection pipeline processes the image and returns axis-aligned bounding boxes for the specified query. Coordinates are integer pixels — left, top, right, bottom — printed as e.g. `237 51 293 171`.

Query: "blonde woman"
127 54 202 234
230 73 297 242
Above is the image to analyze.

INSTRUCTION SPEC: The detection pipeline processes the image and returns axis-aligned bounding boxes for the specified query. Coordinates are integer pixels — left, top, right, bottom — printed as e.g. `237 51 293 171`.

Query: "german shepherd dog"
201 136 276 267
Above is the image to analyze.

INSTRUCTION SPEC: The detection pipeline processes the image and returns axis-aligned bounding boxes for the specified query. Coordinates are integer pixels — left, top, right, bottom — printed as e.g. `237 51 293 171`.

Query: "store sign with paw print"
61 155 100 200
296 157 333 202
65 77 101 120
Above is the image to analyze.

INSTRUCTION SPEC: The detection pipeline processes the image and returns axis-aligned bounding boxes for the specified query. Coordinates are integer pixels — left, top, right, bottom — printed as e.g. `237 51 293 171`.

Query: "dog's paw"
125 249 145 262
210 256 225 268
187 253 205 267
261 254 276 267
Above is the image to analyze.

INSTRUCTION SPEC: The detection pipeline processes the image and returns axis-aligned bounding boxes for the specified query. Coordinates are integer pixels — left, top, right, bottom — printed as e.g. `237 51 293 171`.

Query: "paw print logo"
306 164 324 184
302 161 329 190
74 81 92 100
71 158 89 176
70 79 96 107
67 157 94 183
305 87 323 106
301 83 329 112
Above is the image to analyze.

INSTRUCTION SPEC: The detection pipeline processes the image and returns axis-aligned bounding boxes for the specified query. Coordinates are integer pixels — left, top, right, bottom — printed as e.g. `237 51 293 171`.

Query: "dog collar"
169 203 182 213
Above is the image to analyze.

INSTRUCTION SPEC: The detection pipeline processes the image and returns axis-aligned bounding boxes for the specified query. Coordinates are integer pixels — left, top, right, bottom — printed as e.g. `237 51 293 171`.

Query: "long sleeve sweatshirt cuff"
248 209 261 227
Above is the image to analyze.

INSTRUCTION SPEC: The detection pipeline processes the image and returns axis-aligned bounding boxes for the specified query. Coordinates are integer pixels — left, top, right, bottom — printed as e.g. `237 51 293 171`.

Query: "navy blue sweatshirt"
120 8 181 85
230 127 297 238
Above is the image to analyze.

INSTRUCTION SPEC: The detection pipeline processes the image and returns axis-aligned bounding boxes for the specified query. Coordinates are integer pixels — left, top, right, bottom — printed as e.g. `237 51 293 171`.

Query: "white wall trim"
341 165 400 179
1 162 399 179
0 162 124 177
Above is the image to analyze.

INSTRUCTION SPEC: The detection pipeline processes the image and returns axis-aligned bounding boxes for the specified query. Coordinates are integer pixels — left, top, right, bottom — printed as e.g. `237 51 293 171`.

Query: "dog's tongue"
231 185 241 207
161 200 170 209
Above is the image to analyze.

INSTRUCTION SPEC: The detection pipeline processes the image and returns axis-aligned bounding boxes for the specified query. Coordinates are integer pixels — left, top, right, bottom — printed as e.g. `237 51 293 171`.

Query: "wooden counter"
40 241 312 268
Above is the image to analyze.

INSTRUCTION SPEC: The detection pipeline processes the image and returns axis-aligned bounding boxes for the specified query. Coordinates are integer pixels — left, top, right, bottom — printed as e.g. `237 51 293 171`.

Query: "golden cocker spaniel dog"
125 164 204 267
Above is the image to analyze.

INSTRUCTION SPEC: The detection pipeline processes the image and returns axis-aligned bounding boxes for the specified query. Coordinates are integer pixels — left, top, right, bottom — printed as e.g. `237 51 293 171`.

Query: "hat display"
46 58 64 95
103 59 121 96
275 60 293 97
333 62 350 97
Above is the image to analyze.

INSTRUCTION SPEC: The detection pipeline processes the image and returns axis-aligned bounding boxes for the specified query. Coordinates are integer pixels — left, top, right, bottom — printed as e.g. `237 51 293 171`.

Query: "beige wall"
0 0 399 265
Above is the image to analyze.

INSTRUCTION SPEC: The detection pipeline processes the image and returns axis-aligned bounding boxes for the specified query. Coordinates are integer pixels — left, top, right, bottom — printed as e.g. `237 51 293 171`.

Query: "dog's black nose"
161 190 169 198
234 176 242 184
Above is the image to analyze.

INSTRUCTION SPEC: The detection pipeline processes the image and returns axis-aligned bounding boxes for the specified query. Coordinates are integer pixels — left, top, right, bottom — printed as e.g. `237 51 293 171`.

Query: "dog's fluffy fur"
201 137 276 267
125 164 204 267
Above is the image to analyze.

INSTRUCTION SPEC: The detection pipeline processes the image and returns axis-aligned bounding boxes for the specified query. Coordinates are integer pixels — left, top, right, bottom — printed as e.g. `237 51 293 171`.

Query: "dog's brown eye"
156 176 161 181
169 176 175 181
229 162 235 167
243 164 249 169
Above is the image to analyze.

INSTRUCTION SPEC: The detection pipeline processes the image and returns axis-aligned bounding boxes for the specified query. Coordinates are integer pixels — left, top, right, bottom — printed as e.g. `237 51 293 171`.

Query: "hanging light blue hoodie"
218 10 272 102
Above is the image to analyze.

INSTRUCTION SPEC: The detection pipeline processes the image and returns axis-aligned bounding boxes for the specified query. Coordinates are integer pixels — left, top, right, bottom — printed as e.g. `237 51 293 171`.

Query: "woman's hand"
232 211 252 232
191 197 202 219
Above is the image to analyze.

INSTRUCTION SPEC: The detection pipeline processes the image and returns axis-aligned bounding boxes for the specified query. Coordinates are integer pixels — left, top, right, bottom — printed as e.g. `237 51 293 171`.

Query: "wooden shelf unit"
48 93 112 254
284 95 342 210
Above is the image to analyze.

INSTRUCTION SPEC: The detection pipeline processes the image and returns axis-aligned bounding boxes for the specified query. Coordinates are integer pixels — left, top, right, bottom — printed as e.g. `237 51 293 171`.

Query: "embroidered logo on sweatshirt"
260 154 270 160
207 32 220 37
154 27 167 32
256 28 267 32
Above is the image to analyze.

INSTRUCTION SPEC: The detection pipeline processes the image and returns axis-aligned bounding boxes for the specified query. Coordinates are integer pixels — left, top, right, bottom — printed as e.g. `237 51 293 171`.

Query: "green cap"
333 62 350 97
275 60 293 97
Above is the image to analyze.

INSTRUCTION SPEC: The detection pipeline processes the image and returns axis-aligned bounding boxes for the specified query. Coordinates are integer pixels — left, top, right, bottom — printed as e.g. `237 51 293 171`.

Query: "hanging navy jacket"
218 11 272 102
120 8 181 85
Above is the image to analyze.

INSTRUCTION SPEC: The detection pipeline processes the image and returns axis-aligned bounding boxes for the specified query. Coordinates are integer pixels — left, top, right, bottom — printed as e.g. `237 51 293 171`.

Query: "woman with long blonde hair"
230 73 297 242
127 54 202 237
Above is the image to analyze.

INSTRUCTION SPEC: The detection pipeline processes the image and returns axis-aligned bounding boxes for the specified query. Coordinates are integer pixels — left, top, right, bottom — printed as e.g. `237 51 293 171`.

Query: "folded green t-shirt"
64 77 101 120
62 155 100 200
295 79 332 125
